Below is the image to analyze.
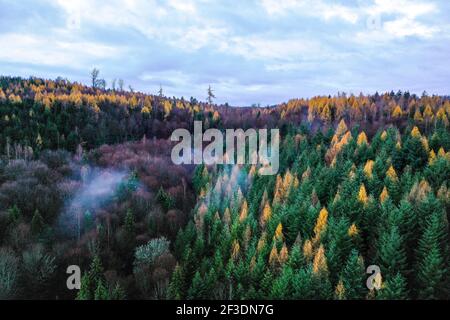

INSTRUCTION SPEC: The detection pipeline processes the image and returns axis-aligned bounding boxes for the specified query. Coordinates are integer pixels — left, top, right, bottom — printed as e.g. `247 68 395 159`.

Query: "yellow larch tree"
313 207 328 241
380 186 389 204
257 233 267 253
312 244 328 275
239 200 248 222
357 131 368 146
272 174 283 205
428 150 436 165
414 109 424 122
303 239 313 262
260 201 272 228
335 280 346 300
231 240 240 261
348 223 359 237
274 223 284 242
269 244 279 267
364 160 374 178
279 243 289 264
411 126 421 138
421 137 430 152
392 105 403 119
436 107 449 126
423 104 434 124
386 165 398 181
335 119 348 138
358 184 368 205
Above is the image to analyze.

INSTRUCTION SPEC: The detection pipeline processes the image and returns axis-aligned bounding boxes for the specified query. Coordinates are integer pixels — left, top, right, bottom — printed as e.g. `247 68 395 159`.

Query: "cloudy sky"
0 0 449 105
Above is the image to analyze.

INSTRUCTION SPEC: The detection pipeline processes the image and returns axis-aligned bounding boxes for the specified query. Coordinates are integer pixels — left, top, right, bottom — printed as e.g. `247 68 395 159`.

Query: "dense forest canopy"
0 76 449 300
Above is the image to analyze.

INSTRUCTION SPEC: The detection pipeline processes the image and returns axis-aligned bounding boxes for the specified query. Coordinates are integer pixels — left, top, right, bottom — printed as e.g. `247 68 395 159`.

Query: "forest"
0 75 449 300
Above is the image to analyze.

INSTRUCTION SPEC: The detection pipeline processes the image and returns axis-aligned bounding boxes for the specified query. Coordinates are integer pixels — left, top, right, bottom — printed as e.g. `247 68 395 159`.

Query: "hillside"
0 76 449 299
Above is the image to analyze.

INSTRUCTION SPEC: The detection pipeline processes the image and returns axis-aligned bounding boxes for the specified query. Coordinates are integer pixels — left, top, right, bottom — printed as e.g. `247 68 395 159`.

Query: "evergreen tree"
378 273 408 300
339 250 365 299
168 264 185 299
377 225 407 280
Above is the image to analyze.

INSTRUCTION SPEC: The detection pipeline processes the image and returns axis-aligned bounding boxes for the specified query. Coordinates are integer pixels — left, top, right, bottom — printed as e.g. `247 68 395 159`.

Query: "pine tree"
76 273 92 300
89 255 104 286
340 250 365 299
188 271 205 299
377 225 407 280
378 273 408 300
111 283 126 300
168 265 185 299
416 245 445 299
94 280 109 300
415 210 449 299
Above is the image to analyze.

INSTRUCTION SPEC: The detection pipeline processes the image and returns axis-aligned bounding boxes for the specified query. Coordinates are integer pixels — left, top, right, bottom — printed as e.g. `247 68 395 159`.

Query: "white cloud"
384 18 438 38
364 0 437 19
260 0 359 23
0 33 123 67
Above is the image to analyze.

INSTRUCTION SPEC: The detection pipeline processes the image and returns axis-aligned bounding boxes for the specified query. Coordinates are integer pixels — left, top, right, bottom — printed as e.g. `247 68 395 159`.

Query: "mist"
58 167 128 239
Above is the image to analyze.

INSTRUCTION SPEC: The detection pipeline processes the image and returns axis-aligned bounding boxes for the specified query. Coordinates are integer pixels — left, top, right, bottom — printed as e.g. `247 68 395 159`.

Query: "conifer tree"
415 210 449 299
76 273 92 300
168 264 185 299
339 250 365 299
378 273 408 300
377 225 407 280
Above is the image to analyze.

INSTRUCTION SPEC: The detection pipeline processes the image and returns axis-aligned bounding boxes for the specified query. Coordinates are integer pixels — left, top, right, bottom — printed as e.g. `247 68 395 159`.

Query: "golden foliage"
414 110 423 122
386 165 398 181
408 179 431 203
411 126 421 138
312 244 328 275
269 244 279 266
357 131 368 146
392 105 403 118
336 119 348 138
272 174 283 204
429 150 436 165
279 243 289 264
380 130 387 141
260 201 272 228
239 200 248 222
314 207 329 239
380 186 389 203
212 110 220 122
436 107 449 126
421 137 429 152
274 223 284 242
364 160 374 178
423 104 434 121
335 280 346 300
358 184 368 205
231 240 240 261
348 223 359 237
325 131 352 165
303 239 313 261
257 233 267 252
